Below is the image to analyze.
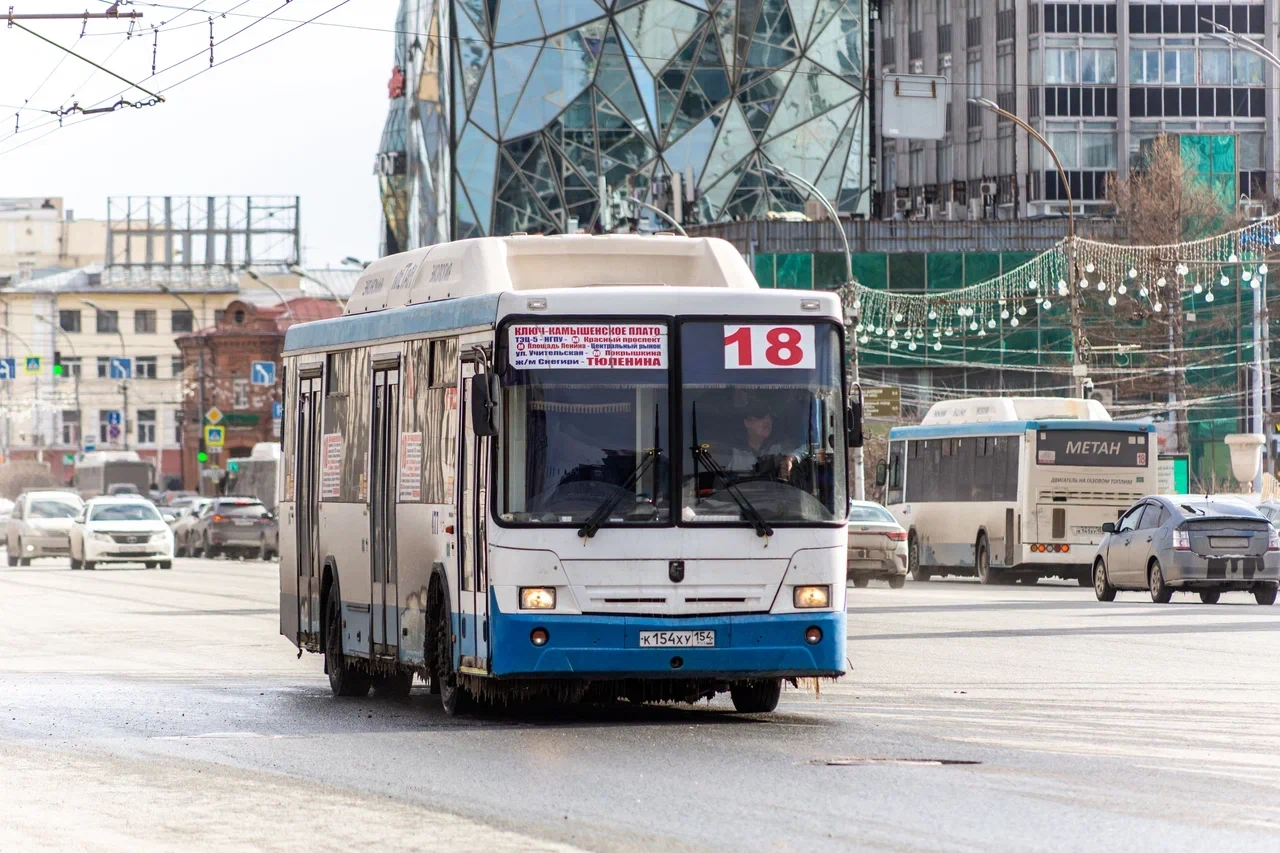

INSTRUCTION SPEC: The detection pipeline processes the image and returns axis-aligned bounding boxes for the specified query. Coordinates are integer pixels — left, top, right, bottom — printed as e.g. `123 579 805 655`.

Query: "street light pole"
762 163 865 501
34 315 82 452
157 284 207 491
968 97 1085 396
81 299 130 451
0 323 45 450
287 266 347 311
241 268 296 320
623 196 689 237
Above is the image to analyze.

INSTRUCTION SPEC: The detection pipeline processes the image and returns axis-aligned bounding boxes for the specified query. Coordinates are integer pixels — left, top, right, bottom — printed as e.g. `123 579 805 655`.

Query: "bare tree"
1106 136 1239 455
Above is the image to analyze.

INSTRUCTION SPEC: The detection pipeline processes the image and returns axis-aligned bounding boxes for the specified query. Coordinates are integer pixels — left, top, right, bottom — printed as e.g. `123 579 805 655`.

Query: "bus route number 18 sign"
724 324 815 369
509 324 667 369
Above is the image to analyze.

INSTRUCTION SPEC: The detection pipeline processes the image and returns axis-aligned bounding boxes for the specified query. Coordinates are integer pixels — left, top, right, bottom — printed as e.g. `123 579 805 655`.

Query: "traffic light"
52 363 63 377
197 450 208 464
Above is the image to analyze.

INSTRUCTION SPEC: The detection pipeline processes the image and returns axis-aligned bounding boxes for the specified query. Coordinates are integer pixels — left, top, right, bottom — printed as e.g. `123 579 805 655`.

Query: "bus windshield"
497 322 670 525
680 321 846 525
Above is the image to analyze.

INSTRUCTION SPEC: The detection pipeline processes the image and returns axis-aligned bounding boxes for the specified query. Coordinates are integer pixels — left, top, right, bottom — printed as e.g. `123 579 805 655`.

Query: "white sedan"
69 497 174 571
848 500 909 589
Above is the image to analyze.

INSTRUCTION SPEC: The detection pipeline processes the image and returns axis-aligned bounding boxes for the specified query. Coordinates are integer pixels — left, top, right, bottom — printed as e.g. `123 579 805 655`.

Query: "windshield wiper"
690 403 774 539
578 447 661 539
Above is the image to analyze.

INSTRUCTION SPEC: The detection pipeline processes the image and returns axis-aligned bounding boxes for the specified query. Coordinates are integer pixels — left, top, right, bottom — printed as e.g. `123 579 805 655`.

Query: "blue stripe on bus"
888 419 1156 440
488 601 846 679
282 292 502 353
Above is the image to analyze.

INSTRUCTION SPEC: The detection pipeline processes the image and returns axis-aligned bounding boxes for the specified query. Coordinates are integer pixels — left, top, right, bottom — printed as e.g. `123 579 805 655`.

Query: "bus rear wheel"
729 678 782 713
324 582 371 698
908 536 930 582
975 535 999 585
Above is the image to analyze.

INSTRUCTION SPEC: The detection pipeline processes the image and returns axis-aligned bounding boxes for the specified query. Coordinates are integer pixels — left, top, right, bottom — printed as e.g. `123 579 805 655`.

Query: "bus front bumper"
489 609 846 679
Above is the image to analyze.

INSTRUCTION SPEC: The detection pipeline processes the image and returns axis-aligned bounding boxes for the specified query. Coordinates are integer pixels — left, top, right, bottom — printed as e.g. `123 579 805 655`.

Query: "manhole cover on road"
813 758 983 767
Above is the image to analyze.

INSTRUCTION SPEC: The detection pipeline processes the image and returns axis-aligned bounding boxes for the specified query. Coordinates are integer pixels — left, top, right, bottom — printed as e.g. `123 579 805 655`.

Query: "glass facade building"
378 0 869 249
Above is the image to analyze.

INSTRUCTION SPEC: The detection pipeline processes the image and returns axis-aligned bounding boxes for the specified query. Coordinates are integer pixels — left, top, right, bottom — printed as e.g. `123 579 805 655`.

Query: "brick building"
176 296 341 490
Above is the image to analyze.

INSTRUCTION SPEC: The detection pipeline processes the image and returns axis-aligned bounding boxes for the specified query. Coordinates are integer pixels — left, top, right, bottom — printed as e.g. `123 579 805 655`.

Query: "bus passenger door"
370 363 401 660
294 374 324 640
457 360 491 671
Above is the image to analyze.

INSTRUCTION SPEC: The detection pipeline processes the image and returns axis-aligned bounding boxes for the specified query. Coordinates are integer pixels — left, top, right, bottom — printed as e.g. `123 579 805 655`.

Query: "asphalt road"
3 555 1279 853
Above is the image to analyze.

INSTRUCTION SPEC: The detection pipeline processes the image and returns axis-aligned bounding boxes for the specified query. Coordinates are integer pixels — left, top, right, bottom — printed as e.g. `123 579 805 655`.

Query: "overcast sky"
0 0 400 267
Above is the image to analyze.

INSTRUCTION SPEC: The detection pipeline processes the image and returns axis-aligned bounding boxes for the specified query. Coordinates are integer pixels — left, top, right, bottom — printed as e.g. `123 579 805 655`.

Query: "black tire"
908 535 930 582
429 581 471 715
1198 590 1220 604
158 561 172 570
1255 584 1278 606
1094 558 1117 602
730 678 783 713
70 557 82 570
1149 560 1173 604
83 561 95 571
18 557 30 567
888 575 906 589
975 535 999 585
259 541 271 562
372 670 414 698
852 576 870 588
145 562 156 569
6 553 16 567
324 582 371 697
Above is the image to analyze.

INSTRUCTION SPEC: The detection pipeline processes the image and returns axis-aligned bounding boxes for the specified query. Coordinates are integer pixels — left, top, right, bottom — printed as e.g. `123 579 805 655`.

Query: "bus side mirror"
470 373 499 437
847 399 864 448
1102 522 1116 534
874 460 888 488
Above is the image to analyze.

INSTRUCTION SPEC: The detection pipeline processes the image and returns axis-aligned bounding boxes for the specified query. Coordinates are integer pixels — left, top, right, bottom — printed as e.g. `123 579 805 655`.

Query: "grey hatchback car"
1093 496 1280 605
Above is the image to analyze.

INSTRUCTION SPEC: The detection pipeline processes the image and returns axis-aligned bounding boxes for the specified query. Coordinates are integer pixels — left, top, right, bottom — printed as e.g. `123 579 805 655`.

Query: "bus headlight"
793 585 830 609
519 587 556 610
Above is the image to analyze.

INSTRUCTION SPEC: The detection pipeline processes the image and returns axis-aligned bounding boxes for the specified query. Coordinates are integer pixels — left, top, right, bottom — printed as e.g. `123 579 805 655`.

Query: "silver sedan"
1093 496 1280 605
847 500 909 588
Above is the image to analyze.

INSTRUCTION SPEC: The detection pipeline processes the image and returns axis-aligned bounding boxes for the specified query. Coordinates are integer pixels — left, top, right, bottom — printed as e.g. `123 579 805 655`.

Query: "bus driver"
723 397 798 480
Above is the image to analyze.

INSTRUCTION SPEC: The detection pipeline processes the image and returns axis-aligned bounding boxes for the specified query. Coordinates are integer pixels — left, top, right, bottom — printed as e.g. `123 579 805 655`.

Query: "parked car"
847 500 909 588
0 498 13 532
69 497 174 570
160 490 199 507
6 490 85 566
172 498 214 554
1093 496 1280 605
187 497 276 560
1258 501 1280 526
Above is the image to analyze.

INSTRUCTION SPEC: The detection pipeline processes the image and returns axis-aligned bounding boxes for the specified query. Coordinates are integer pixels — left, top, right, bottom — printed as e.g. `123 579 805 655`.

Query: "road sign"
24 355 41 374
109 356 132 380
204 425 226 447
863 386 902 419
108 425 121 440
0 358 15 380
272 401 284 419
83 440 96 452
106 410 122 426
251 361 277 386
205 406 223 425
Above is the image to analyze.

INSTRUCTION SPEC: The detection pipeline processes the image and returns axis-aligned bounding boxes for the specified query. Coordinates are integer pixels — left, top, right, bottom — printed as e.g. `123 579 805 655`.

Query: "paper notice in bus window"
1038 450 1056 465
399 432 423 501
509 324 667 369
320 434 342 499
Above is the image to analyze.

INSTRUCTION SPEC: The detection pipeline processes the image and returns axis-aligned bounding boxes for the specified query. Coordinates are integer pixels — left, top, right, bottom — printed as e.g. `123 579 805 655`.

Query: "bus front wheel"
908 535 930 582
730 678 782 713
429 582 472 715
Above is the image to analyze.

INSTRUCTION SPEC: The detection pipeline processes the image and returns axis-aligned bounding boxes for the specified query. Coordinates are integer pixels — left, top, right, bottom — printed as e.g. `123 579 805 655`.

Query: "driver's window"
1117 505 1143 533
886 442 904 505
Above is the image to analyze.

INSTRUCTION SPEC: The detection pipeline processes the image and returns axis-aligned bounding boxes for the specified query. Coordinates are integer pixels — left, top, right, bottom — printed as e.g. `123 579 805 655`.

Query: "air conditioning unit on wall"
1089 388 1115 408
979 180 998 197
894 197 912 213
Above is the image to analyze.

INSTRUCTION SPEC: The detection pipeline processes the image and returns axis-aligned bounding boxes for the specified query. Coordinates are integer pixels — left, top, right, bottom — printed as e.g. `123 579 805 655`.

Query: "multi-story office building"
875 0 1277 220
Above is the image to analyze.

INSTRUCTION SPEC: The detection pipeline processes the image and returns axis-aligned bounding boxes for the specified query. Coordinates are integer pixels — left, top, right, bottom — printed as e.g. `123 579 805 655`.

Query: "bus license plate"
639 630 715 648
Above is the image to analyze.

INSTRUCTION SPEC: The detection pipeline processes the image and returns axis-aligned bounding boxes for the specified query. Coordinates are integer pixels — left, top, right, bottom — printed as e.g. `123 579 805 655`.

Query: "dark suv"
190 498 276 559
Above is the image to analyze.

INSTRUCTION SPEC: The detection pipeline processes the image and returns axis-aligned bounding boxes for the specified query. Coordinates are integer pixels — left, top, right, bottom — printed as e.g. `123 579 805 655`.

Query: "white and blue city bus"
278 234 854 714
882 397 1158 585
